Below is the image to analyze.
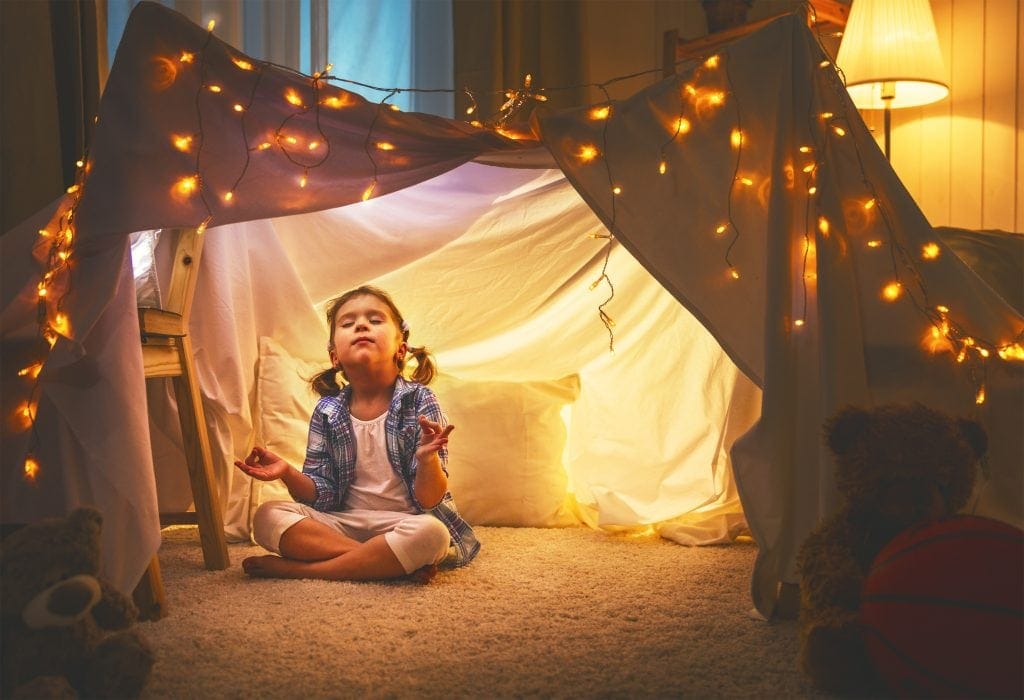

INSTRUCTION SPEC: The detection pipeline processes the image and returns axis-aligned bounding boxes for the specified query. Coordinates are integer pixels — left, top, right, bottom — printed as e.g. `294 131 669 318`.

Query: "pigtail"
404 345 437 386
310 366 343 397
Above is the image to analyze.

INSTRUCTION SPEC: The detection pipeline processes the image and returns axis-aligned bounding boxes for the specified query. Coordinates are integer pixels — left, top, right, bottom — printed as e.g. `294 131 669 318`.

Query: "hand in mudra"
234 446 289 481
416 415 454 461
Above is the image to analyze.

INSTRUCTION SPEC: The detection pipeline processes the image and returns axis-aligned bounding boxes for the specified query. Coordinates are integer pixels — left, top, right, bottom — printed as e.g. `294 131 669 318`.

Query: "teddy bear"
795 402 986 695
1 506 155 699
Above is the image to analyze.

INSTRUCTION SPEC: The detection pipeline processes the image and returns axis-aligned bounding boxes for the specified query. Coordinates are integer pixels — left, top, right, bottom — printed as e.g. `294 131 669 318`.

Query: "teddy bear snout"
21 574 102 629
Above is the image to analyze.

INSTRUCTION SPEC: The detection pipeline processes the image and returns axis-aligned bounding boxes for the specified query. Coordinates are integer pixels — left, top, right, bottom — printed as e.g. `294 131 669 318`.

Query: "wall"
887 0 1022 233
577 0 1022 234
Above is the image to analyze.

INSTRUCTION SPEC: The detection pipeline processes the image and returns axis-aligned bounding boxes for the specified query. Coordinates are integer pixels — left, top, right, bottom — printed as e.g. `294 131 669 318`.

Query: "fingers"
418 415 455 437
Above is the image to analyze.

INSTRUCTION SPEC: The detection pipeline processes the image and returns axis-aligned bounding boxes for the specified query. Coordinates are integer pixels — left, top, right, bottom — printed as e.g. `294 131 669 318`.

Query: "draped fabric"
3 4 1020 618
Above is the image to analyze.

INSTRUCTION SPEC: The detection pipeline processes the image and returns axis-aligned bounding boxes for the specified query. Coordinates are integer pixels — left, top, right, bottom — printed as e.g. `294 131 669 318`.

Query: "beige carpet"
139 526 826 699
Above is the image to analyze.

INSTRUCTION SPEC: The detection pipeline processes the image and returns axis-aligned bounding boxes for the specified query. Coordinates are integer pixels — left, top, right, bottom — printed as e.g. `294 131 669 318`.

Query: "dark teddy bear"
796 402 986 695
1 507 155 699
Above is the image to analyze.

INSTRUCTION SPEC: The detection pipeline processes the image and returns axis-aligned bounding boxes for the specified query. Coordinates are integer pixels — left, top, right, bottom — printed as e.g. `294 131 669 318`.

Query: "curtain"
1 0 100 234
453 0 586 123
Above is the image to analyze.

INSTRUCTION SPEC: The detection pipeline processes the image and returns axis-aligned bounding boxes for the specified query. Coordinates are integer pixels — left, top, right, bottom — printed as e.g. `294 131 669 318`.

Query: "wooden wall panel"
893 0 1021 233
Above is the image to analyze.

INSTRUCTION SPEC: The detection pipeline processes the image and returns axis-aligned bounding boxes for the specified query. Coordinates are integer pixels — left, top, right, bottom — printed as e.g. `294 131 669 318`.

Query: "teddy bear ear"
825 406 869 455
956 418 988 458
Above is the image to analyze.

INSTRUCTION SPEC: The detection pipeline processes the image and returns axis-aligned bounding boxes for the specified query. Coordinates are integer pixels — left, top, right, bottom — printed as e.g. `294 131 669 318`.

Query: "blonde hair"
309 285 437 396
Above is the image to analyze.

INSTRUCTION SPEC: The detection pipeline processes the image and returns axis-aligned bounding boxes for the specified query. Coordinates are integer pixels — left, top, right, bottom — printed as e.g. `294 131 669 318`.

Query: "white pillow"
254 337 325 508
431 373 582 527
255 338 582 527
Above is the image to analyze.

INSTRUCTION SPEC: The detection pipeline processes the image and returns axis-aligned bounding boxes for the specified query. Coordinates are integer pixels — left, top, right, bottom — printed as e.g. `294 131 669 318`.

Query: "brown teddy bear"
796 402 986 694
1 507 155 698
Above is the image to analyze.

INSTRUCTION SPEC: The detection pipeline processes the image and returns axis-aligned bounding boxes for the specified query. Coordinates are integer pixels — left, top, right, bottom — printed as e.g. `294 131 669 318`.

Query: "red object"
861 515 1024 698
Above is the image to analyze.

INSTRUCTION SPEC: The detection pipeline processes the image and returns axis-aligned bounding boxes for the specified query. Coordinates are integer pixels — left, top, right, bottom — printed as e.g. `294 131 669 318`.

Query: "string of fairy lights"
13 10 1024 485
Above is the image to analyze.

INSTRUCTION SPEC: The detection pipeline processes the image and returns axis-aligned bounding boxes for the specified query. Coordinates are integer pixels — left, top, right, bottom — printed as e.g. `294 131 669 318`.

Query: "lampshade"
836 0 949 110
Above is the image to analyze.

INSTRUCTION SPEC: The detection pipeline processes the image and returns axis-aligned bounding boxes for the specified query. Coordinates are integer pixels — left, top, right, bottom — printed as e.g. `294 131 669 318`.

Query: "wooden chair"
662 0 849 78
133 227 229 620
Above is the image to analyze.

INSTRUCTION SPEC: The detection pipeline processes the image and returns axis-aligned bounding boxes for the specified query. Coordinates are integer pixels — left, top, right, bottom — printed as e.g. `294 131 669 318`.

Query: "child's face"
330 294 405 374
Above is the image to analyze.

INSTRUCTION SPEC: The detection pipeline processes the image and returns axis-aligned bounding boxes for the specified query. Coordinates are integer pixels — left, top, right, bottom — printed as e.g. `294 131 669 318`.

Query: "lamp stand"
881 81 894 161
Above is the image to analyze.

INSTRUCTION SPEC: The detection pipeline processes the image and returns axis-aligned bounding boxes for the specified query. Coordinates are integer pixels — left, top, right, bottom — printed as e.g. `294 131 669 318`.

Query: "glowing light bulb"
232 57 254 71
576 144 599 162
362 181 376 201
975 386 986 405
298 173 308 188
864 199 876 210
175 175 199 196
731 129 743 148
207 85 222 93
76 159 84 168
820 111 834 119
389 104 401 111
233 104 245 112
802 163 816 173
376 142 395 151
285 89 303 107
589 106 611 120
794 319 805 327
172 134 193 152
704 55 720 69
38 229 50 237
867 240 883 248
285 136 298 145
729 268 741 280
671 117 691 135
308 141 321 151
466 105 476 115
807 186 817 195
819 60 831 68
66 184 79 194
323 95 350 109
207 19 216 31
17 363 43 379
708 91 725 105
612 185 622 195
37 283 48 298
23 456 39 483
715 224 727 236
882 282 902 301
684 84 697 97
180 52 195 63
799 146 811 153
738 177 753 186
921 242 940 259
832 125 846 136
223 191 234 202
817 216 829 235
936 305 949 313
658 160 667 174
256 142 272 151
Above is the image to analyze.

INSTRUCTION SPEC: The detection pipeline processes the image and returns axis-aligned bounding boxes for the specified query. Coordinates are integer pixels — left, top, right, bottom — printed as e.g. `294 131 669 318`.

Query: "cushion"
255 337 582 527
254 337 326 508
431 373 581 527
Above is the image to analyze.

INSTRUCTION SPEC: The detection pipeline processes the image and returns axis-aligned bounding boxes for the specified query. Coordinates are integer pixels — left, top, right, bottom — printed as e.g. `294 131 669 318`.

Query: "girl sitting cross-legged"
235 285 479 583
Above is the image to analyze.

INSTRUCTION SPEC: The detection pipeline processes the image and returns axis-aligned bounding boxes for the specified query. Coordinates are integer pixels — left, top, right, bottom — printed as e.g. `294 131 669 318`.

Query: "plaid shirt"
301 377 480 567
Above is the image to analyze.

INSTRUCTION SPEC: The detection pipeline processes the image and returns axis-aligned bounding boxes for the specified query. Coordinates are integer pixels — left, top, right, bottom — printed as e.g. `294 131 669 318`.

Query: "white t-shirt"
343 412 416 513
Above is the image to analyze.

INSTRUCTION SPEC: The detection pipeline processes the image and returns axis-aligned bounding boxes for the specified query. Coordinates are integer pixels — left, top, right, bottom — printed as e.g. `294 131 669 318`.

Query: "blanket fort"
3 2 1021 617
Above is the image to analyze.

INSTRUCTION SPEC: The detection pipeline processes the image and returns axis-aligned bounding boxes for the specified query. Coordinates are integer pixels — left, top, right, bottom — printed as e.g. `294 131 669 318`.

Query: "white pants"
252 501 451 574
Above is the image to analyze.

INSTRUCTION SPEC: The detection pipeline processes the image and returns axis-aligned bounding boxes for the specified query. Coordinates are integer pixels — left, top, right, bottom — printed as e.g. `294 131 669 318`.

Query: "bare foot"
241 555 293 578
409 564 437 584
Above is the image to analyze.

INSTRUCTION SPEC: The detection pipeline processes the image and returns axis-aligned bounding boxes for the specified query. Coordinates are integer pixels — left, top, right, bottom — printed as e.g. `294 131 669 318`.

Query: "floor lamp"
835 0 949 161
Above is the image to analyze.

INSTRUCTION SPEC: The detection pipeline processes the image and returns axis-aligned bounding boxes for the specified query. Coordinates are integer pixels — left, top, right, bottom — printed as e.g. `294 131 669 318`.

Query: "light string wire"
722 51 744 278
593 84 618 353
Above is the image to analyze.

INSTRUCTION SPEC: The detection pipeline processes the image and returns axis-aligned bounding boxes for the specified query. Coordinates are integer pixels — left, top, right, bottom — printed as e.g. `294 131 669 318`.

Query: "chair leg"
133 556 167 621
172 335 230 570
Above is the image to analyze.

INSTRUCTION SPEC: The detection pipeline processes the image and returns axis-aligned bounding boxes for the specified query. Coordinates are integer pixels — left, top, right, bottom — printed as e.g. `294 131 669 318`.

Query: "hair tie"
401 320 410 340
